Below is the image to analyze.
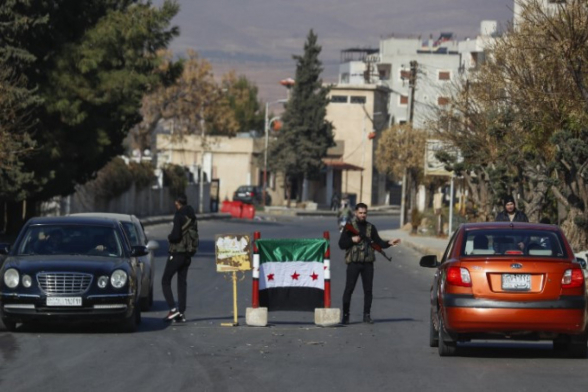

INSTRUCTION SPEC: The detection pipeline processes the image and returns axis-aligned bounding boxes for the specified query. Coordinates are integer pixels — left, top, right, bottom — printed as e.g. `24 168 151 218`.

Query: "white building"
514 0 565 26
458 21 498 74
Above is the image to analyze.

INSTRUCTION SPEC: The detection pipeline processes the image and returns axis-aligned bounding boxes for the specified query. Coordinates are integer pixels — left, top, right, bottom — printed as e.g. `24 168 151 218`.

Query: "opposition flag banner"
257 238 328 311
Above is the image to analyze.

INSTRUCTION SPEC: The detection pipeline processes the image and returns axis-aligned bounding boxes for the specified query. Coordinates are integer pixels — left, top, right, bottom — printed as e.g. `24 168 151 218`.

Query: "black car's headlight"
4 268 19 288
110 270 127 289
22 274 32 288
97 276 109 289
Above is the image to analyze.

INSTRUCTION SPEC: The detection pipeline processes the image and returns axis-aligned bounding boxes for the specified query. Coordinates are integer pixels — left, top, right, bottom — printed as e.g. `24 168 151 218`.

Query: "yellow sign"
215 234 252 272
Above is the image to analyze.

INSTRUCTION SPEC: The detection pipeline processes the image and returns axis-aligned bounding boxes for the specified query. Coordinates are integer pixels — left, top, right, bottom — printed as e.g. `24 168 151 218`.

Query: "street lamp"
263 99 287 207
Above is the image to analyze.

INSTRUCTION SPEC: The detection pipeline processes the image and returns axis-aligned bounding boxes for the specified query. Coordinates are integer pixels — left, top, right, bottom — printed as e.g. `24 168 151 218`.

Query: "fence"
40 183 210 218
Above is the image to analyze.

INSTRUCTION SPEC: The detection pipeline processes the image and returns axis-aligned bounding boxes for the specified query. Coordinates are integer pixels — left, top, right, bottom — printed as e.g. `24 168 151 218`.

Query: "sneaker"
164 309 180 321
173 313 186 323
363 314 374 324
341 314 350 325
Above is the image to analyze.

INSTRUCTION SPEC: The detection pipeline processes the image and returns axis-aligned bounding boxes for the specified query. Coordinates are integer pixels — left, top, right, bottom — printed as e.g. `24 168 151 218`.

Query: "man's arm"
370 226 392 249
338 230 354 250
168 213 184 243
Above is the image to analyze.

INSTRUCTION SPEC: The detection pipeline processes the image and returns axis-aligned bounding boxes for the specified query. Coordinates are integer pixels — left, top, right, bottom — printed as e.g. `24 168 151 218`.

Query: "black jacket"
495 210 529 222
338 220 390 250
168 205 197 244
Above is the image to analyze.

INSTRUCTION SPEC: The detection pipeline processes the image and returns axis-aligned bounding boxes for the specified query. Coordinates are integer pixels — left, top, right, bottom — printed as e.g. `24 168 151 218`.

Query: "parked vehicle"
420 222 588 358
71 213 159 311
0 216 146 332
233 185 271 206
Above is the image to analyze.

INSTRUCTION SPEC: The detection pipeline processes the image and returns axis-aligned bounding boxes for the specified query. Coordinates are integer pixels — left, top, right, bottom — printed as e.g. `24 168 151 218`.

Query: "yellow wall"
326 85 386 206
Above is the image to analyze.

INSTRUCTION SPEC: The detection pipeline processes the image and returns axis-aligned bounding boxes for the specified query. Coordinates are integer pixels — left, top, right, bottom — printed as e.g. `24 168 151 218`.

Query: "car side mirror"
0 243 10 255
146 240 159 251
576 257 587 269
419 255 439 268
131 246 149 257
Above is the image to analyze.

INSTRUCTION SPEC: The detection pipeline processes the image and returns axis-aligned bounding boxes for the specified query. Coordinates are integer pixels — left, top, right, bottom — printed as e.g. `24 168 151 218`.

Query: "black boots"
342 313 350 325
363 314 374 324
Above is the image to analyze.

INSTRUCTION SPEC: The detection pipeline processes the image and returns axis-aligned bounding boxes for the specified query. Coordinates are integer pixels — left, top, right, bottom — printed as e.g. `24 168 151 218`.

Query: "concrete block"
246 307 268 327
314 308 341 327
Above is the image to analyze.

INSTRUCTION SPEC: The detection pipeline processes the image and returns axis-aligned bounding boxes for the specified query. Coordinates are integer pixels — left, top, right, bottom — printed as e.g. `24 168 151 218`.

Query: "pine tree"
0 0 180 232
268 29 334 202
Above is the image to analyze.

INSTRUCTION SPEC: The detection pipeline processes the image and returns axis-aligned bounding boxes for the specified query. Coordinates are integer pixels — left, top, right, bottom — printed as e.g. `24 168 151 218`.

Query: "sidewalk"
379 229 449 260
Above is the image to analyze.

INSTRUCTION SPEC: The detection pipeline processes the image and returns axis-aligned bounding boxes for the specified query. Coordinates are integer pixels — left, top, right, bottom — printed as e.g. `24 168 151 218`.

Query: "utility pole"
199 107 205 214
400 60 418 227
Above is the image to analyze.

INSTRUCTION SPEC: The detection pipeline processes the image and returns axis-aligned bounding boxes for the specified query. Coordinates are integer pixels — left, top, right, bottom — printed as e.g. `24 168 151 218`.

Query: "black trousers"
342 262 374 316
162 253 191 313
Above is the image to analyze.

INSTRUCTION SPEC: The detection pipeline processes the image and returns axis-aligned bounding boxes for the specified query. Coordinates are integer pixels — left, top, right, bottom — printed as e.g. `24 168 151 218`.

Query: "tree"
427 0 588 247
0 64 38 203
268 29 334 203
130 50 239 153
221 71 264 134
0 0 180 232
375 123 427 219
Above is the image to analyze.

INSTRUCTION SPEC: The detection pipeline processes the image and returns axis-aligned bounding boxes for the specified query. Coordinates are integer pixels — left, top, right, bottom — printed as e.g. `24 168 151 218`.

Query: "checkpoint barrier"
241 204 256 220
220 201 256 220
229 201 243 218
246 231 340 327
220 200 232 214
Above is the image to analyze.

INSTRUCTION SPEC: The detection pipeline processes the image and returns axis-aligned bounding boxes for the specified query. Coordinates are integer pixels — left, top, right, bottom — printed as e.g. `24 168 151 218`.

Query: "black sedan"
233 185 272 206
0 216 147 332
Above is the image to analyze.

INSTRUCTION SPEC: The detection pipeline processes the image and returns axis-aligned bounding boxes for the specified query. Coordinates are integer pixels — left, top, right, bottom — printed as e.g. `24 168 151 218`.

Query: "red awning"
323 159 363 171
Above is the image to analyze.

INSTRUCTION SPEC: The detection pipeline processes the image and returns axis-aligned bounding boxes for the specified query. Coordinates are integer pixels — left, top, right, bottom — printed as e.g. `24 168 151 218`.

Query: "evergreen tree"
0 0 179 232
268 29 334 202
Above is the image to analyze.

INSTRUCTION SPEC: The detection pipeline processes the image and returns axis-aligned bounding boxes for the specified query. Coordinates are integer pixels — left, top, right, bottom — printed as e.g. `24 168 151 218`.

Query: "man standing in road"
495 195 528 251
339 202 401 325
495 195 529 222
162 194 197 323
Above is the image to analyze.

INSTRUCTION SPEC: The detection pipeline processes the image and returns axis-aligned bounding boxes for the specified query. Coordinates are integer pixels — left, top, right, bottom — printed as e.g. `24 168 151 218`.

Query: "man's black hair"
355 202 368 211
503 195 515 206
175 194 188 206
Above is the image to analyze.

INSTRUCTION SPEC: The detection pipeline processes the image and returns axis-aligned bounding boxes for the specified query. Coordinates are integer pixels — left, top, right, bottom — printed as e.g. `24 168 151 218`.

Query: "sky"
153 0 515 101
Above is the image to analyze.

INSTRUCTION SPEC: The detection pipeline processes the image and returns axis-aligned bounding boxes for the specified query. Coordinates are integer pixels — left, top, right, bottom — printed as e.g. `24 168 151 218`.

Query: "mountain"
153 0 514 100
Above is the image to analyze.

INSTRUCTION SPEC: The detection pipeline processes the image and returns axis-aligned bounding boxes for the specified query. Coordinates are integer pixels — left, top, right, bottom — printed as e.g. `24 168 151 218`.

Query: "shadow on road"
451 341 583 359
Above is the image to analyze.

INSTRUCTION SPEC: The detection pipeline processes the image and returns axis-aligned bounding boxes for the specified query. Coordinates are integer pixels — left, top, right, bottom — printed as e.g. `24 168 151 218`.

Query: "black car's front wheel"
2 318 18 332
119 304 140 333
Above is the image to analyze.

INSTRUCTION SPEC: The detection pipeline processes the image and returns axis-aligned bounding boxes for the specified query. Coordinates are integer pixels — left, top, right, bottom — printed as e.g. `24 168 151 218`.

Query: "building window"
399 95 409 106
350 96 366 104
331 95 348 103
398 119 407 125
438 96 450 106
438 71 451 81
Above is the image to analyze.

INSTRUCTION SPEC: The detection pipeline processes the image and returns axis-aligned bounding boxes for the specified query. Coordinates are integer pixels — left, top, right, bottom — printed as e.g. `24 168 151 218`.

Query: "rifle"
344 223 393 262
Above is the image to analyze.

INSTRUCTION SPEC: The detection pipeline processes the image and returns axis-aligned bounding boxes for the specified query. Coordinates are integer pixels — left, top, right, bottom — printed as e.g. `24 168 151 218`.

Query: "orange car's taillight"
562 269 584 288
447 266 472 287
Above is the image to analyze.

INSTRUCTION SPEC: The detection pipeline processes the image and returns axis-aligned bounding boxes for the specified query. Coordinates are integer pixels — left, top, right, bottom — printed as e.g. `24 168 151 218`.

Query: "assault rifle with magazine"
343 223 393 262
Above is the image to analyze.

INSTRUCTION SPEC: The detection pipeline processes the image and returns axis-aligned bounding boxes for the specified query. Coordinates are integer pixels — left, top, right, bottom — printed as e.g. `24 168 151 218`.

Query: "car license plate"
46 297 82 306
502 274 531 291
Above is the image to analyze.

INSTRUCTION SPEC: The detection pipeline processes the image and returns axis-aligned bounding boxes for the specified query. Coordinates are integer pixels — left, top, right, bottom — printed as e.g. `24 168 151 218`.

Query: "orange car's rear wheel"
429 309 439 348
567 333 588 359
438 317 457 357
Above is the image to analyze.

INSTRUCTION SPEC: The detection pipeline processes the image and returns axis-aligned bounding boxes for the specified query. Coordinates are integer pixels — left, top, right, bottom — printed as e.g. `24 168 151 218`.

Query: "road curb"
140 213 232 226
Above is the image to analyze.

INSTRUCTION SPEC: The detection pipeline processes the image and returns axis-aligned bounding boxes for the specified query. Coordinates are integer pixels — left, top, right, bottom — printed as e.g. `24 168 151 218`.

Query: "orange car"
420 222 588 357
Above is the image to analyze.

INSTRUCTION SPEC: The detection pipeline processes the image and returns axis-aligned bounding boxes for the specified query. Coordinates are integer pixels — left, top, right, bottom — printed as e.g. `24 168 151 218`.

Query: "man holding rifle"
339 203 401 325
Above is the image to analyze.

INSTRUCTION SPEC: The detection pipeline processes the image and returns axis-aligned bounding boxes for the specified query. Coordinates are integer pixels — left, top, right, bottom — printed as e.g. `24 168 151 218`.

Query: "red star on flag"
310 272 319 281
291 271 300 280
267 273 274 281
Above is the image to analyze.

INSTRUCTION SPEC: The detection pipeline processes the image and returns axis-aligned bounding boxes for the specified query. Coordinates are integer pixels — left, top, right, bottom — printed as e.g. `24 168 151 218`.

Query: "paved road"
1 215 588 392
